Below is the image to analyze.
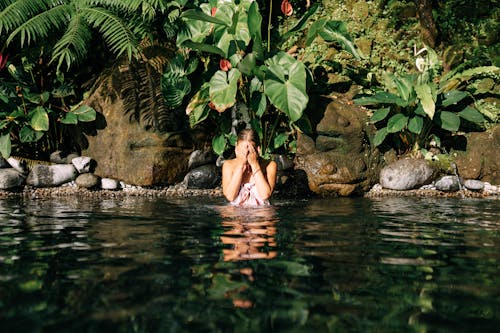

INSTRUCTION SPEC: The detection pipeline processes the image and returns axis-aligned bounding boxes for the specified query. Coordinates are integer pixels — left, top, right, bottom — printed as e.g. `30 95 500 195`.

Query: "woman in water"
222 129 277 206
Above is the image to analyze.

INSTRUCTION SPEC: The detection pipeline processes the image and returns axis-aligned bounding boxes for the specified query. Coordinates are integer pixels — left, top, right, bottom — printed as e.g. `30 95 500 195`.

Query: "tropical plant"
0 0 170 69
163 0 361 157
0 54 96 159
354 47 496 153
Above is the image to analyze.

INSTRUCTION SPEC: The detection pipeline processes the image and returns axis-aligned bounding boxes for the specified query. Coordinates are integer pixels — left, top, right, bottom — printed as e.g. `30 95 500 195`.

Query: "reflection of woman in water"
218 205 278 261
222 129 277 206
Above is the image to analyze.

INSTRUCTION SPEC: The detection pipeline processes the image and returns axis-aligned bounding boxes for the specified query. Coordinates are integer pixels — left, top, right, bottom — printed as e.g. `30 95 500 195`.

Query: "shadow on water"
0 196 498 332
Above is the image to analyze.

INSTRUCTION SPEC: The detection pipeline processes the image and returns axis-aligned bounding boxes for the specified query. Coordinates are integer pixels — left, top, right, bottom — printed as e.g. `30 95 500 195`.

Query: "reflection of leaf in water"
19 279 43 292
266 260 311 277
208 273 249 299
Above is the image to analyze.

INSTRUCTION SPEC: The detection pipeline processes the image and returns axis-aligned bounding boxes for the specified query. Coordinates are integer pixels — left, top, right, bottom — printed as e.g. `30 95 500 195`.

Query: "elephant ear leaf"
209 68 241 112
264 53 308 122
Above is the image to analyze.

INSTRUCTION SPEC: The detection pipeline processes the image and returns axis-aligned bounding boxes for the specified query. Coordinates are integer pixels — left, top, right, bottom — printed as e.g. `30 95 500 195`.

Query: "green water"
0 196 498 332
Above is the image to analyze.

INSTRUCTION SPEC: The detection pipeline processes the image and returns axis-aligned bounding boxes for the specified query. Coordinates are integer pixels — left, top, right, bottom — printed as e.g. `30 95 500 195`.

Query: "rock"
6 157 28 175
50 151 72 164
81 60 198 186
275 154 294 171
65 153 80 164
295 99 384 196
184 164 221 189
484 182 500 195
435 176 461 192
0 168 24 189
463 179 484 191
216 155 225 167
75 173 100 189
71 156 92 174
188 149 216 170
453 125 500 184
26 164 77 187
0 157 9 168
274 169 312 198
380 158 434 190
101 178 120 190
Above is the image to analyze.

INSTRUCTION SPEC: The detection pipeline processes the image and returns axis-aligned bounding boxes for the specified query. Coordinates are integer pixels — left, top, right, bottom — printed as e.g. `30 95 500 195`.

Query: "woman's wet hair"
237 128 260 147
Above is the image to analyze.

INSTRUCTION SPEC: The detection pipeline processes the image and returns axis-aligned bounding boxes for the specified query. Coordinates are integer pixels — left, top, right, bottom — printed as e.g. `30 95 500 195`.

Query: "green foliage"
354 47 496 153
0 0 170 69
170 0 358 156
0 57 96 158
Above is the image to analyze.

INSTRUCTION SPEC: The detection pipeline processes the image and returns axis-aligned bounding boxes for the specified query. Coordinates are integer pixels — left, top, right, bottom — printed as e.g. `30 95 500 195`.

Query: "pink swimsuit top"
230 182 270 206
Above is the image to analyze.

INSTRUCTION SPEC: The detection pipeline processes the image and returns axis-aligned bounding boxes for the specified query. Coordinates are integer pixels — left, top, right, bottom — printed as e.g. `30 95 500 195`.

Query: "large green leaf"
437 111 460 132
29 106 49 131
387 113 408 133
264 53 308 122
0 133 11 158
180 40 225 56
72 105 96 122
441 90 469 107
180 9 227 25
280 3 319 43
370 107 390 123
212 133 226 156
415 84 435 119
458 106 485 123
408 116 424 134
247 1 262 41
209 68 241 112
392 74 415 103
354 92 406 107
20 126 43 142
318 21 362 59
213 4 250 57
61 112 78 125
373 127 388 147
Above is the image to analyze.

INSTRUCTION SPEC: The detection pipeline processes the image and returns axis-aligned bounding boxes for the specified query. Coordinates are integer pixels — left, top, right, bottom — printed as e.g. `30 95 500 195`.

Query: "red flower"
219 58 231 71
211 7 217 17
0 53 8 70
281 0 293 16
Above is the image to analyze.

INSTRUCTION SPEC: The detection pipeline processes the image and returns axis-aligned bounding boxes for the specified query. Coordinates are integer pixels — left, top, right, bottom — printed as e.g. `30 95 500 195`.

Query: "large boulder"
82 60 197 186
26 164 77 187
0 168 25 189
184 164 221 189
380 158 434 190
452 125 500 184
294 98 384 196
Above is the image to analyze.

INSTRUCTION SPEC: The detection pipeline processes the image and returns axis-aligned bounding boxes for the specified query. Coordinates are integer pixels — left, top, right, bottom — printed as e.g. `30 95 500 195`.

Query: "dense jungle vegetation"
0 0 498 160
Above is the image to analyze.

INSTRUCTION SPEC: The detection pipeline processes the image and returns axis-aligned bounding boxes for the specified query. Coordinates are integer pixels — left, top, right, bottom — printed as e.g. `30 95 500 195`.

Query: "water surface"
0 196 498 332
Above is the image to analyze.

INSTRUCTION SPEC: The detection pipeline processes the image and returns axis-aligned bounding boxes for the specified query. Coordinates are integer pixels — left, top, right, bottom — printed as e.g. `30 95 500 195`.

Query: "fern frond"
0 0 16 12
0 0 50 35
82 0 167 20
5 3 71 47
81 6 139 59
52 13 93 69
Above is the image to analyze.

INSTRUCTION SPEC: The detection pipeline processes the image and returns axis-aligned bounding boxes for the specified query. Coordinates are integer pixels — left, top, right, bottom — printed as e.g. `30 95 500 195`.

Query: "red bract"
211 7 217 16
219 59 231 71
0 53 8 70
281 0 293 16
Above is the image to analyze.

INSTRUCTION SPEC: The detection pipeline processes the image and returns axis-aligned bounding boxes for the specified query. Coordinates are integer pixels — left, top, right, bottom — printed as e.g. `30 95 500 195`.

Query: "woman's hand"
235 143 248 161
247 143 260 171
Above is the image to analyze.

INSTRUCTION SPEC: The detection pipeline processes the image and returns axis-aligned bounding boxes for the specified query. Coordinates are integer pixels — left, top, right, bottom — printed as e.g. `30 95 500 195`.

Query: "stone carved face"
295 100 381 196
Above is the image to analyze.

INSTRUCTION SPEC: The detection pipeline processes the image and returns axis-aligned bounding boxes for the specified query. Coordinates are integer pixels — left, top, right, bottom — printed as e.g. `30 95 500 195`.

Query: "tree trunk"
414 0 438 47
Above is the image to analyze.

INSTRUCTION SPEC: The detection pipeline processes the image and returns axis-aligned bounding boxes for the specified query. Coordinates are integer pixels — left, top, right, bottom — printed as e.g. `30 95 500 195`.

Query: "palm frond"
5 3 71 47
0 0 16 12
140 37 175 72
0 0 50 35
81 6 139 59
118 59 183 132
52 13 93 69
82 0 167 20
